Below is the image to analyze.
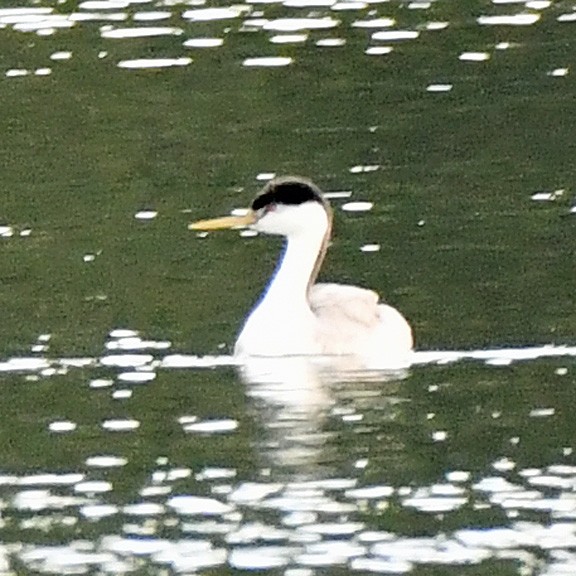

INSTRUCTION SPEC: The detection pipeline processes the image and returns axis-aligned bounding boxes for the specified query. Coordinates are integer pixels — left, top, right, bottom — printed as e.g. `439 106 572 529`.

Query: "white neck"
260 227 325 309
235 202 330 357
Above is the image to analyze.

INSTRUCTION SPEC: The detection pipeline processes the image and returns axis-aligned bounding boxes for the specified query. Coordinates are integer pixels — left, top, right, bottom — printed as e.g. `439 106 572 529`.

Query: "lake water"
0 0 575 574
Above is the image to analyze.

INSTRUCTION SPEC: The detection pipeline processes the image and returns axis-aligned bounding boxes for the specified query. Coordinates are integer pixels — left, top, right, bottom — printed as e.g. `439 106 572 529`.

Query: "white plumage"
190 176 413 371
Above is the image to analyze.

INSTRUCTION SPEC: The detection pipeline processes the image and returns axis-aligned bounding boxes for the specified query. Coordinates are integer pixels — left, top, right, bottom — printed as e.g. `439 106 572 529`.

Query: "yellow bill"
188 211 256 231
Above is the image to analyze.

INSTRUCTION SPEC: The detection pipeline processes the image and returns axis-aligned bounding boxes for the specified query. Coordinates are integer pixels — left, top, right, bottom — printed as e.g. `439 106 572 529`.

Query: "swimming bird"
189 176 413 370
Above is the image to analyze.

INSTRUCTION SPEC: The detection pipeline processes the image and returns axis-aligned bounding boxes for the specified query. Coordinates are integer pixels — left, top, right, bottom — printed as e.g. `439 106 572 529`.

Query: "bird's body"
190 176 413 371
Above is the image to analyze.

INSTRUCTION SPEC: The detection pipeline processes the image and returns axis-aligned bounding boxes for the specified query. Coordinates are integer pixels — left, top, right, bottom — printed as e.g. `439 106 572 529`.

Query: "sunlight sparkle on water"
316 38 346 46
352 17 395 28
372 30 419 41
78 0 130 8
349 164 379 173
446 471 472 483
342 201 373 212
427 83 453 92
478 14 541 26
549 67 569 77
100 354 154 367
228 482 283 503
101 419 141 431
74 481 113 494
123 502 165 515
332 2 368 11
324 190 352 199
229 548 293 569
133 210 158 219
0 8 53 18
109 328 138 338
243 57 293 67
365 46 393 55
161 354 234 368
106 335 170 350
0 357 50 372
168 495 233 515
256 172 276 180
558 12 576 22
183 38 224 48
118 58 191 69
6 69 28 78
89 378 113 388
531 190 564 201
529 408 555 418
183 8 246 21
85 455 128 468
117 371 156 383
133 11 172 21
50 51 72 60
459 51 490 61
182 419 239 433
48 421 77 433
345 485 394 499
283 0 335 6
71 12 128 23
526 0 551 7
263 17 340 31
102 27 182 38
80 504 119 520
5 13 74 32
270 33 308 44
426 21 449 30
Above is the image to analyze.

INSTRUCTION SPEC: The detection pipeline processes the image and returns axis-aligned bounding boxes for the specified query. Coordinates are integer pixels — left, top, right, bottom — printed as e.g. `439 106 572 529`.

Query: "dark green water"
0 1 574 573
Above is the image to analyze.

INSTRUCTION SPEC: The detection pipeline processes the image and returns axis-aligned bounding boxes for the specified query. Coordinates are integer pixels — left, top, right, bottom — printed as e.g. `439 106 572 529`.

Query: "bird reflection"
239 355 408 479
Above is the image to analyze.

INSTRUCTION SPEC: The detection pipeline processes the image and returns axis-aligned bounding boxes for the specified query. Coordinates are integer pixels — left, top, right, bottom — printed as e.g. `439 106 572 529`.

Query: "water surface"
0 0 574 573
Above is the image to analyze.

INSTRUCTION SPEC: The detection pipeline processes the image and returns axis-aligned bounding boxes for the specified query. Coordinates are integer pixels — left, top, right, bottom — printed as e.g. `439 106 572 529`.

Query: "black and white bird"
189 176 413 370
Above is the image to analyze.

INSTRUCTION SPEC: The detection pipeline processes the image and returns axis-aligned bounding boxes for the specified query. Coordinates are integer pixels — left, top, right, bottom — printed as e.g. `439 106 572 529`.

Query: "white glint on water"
50 51 72 60
183 38 224 48
101 419 141 431
183 7 247 21
270 34 308 44
85 455 128 467
459 51 490 61
477 14 540 26
316 38 346 47
548 68 569 77
118 58 191 69
134 210 158 220
262 17 339 31
243 57 293 67
427 83 453 92
101 27 182 38
48 421 77 433
352 17 395 28
182 419 239 433
365 46 393 55
342 201 373 212
360 244 380 252
372 30 418 41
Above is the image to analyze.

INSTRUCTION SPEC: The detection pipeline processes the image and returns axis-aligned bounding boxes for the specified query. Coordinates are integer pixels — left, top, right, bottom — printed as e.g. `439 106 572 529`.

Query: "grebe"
189 176 413 370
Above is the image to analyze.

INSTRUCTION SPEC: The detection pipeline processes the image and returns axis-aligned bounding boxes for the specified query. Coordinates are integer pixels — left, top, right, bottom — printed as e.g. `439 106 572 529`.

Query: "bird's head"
189 176 331 238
